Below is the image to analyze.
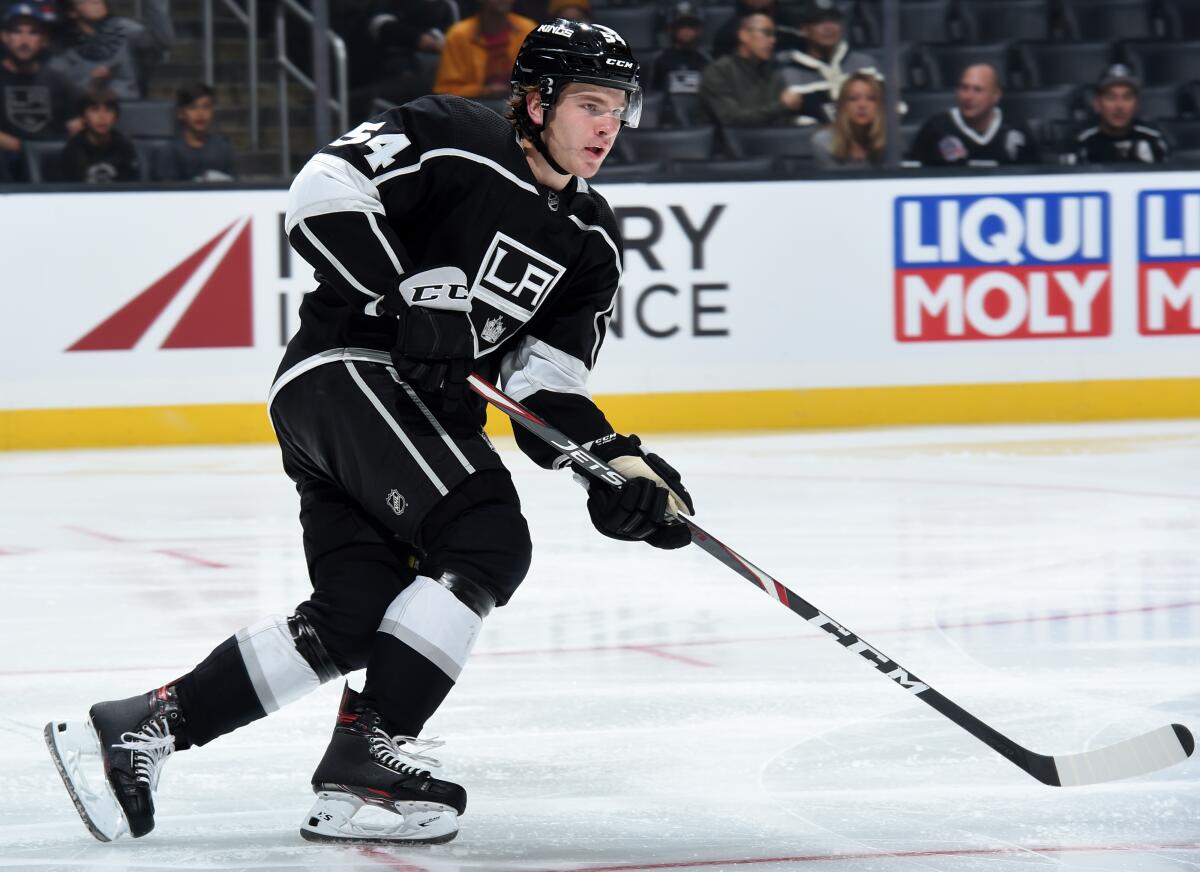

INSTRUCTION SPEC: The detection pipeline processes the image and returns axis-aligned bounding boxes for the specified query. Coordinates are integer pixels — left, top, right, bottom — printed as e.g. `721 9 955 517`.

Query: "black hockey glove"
584 433 694 550
384 267 475 404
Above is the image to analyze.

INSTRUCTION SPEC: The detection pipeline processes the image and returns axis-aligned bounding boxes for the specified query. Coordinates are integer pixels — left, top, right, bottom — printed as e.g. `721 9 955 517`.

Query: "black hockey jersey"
1062 122 1169 165
274 95 625 467
651 47 711 95
908 108 1038 167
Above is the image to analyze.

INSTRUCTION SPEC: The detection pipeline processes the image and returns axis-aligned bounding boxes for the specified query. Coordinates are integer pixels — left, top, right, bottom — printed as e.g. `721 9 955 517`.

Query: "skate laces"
370 730 444 775
112 719 175 790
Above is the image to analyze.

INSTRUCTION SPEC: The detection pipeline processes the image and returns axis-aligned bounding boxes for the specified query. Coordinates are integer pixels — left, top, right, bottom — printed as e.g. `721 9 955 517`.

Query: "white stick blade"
1054 723 1194 787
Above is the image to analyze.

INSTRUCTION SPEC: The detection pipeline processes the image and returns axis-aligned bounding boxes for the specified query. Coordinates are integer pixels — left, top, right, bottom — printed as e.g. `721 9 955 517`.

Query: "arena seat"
1158 119 1200 150
1124 41 1200 88
1003 85 1078 144
722 125 817 161
1018 41 1116 88
23 140 65 184
924 42 1012 90
120 100 176 139
593 7 659 51
593 159 667 183
959 0 1056 44
1061 0 1163 42
668 155 777 180
620 125 718 162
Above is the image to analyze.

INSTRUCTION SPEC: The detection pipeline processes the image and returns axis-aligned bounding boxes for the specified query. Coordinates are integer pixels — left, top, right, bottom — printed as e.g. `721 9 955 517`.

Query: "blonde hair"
830 72 885 163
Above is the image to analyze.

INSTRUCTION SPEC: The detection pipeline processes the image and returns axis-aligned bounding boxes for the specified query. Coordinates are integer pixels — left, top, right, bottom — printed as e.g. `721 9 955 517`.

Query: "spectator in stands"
432 0 536 99
909 63 1037 166
700 11 804 127
712 0 801 59
812 71 885 169
0 2 80 180
546 0 590 23
59 83 139 182
1063 64 1169 165
778 0 880 124
651 2 710 97
339 0 459 112
48 0 173 100
152 82 236 182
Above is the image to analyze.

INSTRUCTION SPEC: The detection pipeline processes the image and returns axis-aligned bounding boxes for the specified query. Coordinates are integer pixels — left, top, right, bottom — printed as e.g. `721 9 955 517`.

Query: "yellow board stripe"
2 378 1199 451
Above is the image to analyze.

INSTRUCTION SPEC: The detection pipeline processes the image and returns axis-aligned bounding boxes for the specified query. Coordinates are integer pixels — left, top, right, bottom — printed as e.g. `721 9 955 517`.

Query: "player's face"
1095 84 1137 132
842 79 877 126
542 83 626 178
956 66 1000 123
1 21 46 62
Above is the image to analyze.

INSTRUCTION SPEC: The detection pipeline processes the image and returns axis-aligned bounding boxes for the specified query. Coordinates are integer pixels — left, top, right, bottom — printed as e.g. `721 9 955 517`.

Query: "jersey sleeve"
498 201 623 469
907 117 942 165
284 97 459 315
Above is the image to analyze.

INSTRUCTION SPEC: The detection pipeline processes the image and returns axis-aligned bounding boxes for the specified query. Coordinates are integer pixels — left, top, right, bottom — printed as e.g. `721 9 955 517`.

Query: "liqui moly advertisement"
0 170 1198 420
1138 190 1200 336
894 193 1111 341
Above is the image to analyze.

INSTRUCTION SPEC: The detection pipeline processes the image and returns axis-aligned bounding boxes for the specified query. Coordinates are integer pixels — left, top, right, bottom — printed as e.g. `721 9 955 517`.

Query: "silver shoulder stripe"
373 147 539 195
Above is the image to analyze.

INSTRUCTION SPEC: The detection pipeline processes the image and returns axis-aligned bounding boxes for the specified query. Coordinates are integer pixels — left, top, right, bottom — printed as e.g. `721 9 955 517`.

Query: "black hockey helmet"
511 19 643 129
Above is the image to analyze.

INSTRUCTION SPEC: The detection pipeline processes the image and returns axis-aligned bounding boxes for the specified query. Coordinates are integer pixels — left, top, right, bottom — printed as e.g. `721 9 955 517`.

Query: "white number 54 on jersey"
331 122 411 172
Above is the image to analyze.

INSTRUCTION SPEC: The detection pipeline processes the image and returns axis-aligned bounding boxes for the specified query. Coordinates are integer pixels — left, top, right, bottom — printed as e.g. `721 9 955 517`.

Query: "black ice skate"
301 684 466 845
45 686 186 841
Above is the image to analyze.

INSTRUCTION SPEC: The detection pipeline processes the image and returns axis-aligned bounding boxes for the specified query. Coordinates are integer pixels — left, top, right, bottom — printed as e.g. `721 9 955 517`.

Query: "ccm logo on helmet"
606 58 634 68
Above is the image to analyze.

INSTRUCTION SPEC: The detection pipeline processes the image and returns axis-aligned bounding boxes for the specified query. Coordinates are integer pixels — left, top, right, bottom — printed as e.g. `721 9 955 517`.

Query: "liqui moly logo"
1138 190 1200 335
894 193 1111 341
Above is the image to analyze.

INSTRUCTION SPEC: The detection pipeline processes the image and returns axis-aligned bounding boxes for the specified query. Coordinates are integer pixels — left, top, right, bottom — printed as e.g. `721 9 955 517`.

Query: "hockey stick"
467 373 1195 787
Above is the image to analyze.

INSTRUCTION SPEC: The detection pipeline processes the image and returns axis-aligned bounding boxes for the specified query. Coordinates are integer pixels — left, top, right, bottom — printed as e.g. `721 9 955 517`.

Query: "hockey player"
45 18 694 847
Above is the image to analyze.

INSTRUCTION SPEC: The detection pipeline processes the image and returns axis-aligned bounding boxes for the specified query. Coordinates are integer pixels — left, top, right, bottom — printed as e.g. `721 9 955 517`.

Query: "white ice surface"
1 421 1197 871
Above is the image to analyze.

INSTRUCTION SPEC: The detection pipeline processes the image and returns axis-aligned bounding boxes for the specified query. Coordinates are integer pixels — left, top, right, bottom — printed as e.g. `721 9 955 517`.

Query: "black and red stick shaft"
466 373 1194 787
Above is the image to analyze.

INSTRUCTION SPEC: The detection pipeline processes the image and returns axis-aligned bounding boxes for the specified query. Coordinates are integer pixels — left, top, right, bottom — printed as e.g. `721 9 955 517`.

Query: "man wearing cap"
0 2 80 179
777 0 880 124
650 2 711 97
1064 64 1168 165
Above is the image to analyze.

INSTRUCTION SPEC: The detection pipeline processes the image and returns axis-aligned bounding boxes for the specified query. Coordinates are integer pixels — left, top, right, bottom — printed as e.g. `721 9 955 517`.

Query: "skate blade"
44 720 129 843
300 791 459 845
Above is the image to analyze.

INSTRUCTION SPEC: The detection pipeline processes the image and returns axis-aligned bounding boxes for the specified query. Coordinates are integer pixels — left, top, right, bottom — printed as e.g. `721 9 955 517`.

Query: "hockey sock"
174 613 341 746
362 572 493 736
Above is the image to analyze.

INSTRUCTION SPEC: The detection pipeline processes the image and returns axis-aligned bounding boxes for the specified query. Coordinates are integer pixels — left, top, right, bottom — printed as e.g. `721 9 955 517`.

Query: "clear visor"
562 77 643 128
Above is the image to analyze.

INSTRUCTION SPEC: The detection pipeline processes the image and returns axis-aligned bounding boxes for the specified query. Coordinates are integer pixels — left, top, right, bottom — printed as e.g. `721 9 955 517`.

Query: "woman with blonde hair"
812 71 886 169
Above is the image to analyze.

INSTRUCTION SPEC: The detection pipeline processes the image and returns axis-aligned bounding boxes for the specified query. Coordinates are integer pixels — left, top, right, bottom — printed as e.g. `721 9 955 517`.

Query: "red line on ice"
64 525 229 569
622 645 716 668
2 600 1196 678
153 548 230 569
66 525 130 543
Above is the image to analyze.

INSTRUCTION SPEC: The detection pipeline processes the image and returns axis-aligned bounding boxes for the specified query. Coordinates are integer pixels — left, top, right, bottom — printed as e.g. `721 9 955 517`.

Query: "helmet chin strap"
517 105 571 179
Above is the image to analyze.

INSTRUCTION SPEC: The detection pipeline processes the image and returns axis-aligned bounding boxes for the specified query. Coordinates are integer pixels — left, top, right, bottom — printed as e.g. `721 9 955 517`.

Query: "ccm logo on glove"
398 266 472 311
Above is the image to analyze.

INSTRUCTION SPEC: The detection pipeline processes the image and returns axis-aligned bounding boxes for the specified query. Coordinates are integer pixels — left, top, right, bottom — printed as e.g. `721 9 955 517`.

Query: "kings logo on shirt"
1138 190 1200 335
894 193 1111 342
469 232 566 355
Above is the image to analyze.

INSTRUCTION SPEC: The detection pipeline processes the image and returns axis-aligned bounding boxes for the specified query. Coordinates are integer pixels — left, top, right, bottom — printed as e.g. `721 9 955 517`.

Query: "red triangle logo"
68 219 254 351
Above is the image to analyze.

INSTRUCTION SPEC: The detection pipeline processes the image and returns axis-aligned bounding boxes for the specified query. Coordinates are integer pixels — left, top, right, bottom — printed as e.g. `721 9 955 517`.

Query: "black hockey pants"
174 358 532 746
